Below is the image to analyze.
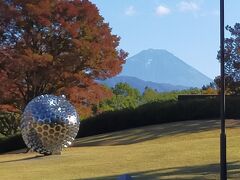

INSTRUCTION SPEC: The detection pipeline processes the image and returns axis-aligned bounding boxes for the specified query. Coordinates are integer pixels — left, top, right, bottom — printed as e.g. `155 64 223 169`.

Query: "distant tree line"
95 82 217 114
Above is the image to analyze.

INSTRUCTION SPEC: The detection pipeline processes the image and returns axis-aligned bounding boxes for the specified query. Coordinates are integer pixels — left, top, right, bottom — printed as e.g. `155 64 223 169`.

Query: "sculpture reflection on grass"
20 94 80 155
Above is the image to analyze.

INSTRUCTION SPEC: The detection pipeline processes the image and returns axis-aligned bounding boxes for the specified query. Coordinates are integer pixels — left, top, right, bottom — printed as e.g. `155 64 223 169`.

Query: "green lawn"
0 119 240 179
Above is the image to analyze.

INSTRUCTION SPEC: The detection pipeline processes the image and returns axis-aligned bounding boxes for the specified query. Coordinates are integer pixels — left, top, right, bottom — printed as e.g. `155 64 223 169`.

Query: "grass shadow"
80 161 240 180
73 119 240 147
0 154 44 163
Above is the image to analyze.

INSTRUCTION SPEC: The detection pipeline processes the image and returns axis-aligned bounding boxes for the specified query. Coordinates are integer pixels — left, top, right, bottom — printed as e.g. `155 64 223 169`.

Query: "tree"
112 83 141 98
202 82 217 94
214 23 240 94
98 83 141 112
142 87 160 103
0 0 127 118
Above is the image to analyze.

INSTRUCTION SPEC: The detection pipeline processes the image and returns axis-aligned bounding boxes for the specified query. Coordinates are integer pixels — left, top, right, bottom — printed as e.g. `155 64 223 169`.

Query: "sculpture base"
52 151 61 155
43 151 61 156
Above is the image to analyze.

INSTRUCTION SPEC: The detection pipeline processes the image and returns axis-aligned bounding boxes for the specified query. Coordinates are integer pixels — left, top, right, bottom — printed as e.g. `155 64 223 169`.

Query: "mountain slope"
100 76 188 93
120 49 212 87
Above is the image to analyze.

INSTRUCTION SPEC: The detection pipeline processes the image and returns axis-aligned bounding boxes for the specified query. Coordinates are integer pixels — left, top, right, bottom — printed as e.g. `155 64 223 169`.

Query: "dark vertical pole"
220 0 227 179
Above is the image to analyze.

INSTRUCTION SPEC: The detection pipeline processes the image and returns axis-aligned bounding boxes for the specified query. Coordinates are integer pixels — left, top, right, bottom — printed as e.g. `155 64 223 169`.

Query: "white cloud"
125 6 136 16
156 5 171 16
178 1 200 12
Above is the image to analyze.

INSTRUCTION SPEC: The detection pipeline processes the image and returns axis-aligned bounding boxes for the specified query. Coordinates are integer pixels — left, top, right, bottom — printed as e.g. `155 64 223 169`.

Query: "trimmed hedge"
76 99 220 138
1 98 240 154
0 134 25 153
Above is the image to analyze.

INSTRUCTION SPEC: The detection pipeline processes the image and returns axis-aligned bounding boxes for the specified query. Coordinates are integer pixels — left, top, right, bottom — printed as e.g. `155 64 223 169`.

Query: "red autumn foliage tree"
214 23 240 95
0 0 127 118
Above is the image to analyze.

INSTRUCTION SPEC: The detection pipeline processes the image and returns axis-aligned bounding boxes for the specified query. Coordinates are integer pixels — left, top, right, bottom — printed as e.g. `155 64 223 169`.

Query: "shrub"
0 112 20 136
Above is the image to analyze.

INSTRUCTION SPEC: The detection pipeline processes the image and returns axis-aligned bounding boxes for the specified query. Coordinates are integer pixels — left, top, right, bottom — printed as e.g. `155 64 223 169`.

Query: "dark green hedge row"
0 134 25 153
76 99 221 138
1 98 240 154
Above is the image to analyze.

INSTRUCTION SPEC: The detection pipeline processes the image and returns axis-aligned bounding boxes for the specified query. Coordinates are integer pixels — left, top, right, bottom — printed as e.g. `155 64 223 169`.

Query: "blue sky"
90 0 240 79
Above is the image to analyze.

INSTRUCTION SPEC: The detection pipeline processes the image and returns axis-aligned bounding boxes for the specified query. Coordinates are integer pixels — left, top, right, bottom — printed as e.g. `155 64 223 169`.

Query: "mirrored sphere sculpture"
20 94 80 155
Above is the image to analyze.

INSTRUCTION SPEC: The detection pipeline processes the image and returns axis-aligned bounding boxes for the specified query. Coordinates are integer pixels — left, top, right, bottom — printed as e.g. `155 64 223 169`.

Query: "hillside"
0 120 239 179
99 75 188 93
120 49 212 88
